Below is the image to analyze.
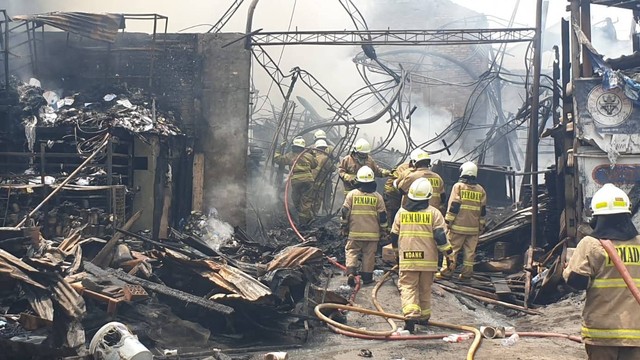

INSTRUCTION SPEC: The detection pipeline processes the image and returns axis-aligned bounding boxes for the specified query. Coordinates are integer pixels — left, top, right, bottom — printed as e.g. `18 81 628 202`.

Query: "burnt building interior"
1 0 640 359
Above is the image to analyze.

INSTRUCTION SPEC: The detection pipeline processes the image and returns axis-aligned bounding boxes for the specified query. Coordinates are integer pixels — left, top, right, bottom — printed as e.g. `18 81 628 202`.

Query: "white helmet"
356 166 375 183
410 149 430 163
460 161 478 177
353 138 371 154
315 139 328 148
314 130 327 140
591 183 631 216
292 137 306 148
408 178 433 201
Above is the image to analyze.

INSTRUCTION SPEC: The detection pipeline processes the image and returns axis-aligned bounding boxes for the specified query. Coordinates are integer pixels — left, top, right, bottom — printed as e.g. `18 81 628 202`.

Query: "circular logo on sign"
587 85 633 127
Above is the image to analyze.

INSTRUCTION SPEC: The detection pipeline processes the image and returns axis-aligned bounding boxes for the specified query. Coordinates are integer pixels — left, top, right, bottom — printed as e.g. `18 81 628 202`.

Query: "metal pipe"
14 135 110 228
245 0 260 49
570 0 581 80
525 0 544 308
580 1 592 77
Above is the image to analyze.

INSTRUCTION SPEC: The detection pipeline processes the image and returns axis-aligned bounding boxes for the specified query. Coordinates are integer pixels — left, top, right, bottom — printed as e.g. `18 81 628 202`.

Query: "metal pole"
525 0 543 308
2 11 9 88
14 135 111 228
580 1 592 77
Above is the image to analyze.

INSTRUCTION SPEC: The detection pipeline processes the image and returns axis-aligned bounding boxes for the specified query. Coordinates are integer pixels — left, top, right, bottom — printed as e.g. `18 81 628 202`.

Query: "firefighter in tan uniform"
395 149 447 214
439 162 486 280
341 166 388 286
274 137 318 225
563 183 640 360
338 138 390 195
311 139 335 215
390 178 454 332
384 161 410 224
312 130 334 154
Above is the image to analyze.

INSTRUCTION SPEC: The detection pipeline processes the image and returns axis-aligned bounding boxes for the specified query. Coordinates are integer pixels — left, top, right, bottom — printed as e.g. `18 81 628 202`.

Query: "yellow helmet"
292 137 306 148
591 183 631 215
314 130 327 140
408 178 433 201
356 166 375 183
353 138 371 154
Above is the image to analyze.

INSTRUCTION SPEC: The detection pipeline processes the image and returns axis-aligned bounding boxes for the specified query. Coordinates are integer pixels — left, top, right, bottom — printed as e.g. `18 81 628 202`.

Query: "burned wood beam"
434 283 541 315
491 276 513 295
91 210 142 267
115 227 200 258
83 261 234 315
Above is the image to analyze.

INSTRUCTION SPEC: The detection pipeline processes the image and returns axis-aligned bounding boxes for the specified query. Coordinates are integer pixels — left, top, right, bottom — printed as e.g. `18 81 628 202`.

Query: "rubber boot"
404 320 417 334
417 317 430 327
360 272 374 285
346 267 358 287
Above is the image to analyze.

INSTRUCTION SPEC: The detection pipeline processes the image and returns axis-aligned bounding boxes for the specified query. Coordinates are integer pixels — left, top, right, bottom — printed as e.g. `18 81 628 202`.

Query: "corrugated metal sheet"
12 12 124 43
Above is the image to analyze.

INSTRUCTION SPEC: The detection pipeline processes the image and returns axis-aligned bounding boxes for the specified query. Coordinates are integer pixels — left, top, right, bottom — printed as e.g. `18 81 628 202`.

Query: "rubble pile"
17 79 182 136
0 214 346 359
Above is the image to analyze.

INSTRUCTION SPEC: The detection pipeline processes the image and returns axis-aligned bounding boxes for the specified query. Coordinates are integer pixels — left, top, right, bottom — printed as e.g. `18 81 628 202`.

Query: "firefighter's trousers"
441 232 478 278
345 240 377 273
398 270 433 319
585 344 640 360
291 180 313 224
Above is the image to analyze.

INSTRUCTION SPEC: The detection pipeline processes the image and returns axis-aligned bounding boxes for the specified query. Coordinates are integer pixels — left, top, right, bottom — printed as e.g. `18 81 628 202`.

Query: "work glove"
379 231 390 246
381 169 392 177
445 249 456 271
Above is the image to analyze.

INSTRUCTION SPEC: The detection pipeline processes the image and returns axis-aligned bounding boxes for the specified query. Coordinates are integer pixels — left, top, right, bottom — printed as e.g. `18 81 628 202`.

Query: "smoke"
204 216 234 251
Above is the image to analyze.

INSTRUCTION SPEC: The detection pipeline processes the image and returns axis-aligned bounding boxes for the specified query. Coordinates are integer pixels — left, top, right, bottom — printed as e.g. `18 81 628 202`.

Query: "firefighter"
311 139 335 215
341 166 387 287
390 178 454 332
563 183 640 360
384 160 410 225
439 162 486 280
274 137 318 225
313 130 334 153
395 149 447 214
338 138 391 195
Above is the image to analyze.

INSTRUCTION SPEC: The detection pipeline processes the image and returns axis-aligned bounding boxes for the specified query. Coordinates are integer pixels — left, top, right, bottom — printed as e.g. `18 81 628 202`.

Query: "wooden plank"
491 276 512 295
91 210 142 267
192 153 205 212
83 261 234 315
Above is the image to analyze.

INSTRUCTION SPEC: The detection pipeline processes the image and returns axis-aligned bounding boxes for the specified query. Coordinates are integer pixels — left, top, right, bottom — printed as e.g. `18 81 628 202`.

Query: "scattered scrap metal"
0 209 345 359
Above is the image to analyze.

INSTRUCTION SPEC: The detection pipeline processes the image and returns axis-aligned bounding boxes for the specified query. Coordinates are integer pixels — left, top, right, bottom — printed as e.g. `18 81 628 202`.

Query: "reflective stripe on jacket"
338 155 386 192
343 189 386 242
445 182 486 235
391 206 448 271
563 235 640 347
396 167 446 212
274 151 318 182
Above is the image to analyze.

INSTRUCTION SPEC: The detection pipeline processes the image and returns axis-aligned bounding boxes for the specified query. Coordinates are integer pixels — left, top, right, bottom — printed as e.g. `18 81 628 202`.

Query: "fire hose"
599 239 640 307
281 146 581 357
282 148 362 302
314 267 482 360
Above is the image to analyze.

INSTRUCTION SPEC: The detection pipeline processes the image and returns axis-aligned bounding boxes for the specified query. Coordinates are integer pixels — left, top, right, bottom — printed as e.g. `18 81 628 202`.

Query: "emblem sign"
586 85 633 127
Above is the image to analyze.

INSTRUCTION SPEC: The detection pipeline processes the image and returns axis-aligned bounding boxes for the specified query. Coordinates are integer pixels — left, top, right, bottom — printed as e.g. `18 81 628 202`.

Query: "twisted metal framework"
208 0 245 33
249 28 536 46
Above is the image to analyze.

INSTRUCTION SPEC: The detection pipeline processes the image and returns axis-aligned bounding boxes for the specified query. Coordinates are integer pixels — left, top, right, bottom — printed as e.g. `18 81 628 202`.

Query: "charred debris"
3 1 640 359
